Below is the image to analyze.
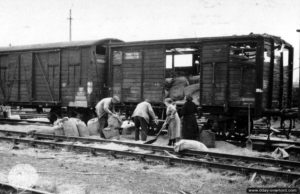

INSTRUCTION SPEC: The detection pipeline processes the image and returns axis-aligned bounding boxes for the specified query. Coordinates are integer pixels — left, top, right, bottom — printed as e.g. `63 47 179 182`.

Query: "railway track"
253 128 300 137
0 129 300 181
0 182 51 194
0 118 51 125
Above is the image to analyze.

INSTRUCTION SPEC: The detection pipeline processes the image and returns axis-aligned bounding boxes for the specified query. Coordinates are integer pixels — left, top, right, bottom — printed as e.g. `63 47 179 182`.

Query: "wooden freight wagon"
108 34 294 119
0 39 122 110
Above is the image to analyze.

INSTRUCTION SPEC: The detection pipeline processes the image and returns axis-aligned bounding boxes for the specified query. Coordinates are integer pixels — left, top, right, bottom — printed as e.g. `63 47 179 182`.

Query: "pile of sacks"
165 75 200 105
27 117 89 137
86 115 123 139
28 115 125 139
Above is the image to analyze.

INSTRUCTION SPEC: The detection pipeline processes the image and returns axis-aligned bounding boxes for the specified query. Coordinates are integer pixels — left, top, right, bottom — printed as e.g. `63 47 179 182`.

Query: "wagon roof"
0 38 122 53
109 34 292 48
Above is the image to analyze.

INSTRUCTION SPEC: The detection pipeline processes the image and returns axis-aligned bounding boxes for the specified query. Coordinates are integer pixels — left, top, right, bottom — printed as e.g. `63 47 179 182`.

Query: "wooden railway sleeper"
29 140 36 148
138 155 146 162
164 158 174 166
12 138 18 145
49 144 56 150
90 148 97 156
108 151 117 158
66 143 75 152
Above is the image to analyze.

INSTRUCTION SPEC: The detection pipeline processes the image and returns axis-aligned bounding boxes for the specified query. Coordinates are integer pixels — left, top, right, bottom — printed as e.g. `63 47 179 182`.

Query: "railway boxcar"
0 39 122 113
109 34 294 135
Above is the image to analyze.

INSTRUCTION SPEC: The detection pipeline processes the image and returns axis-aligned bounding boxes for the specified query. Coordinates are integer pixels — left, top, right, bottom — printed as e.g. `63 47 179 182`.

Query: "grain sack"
53 117 68 127
271 147 289 159
174 139 208 152
53 125 64 136
188 75 200 84
191 91 200 105
87 118 100 135
169 85 185 101
108 115 122 128
172 76 189 86
165 78 173 89
28 126 55 135
184 84 199 96
62 118 79 137
121 120 135 135
77 120 90 137
103 127 120 139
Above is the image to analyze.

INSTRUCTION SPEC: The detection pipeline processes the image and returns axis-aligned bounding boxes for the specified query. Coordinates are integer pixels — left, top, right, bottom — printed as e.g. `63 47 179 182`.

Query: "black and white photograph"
0 0 300 193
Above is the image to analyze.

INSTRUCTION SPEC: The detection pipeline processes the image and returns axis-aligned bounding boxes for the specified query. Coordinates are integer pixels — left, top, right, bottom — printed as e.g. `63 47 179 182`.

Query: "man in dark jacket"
132 99 158 141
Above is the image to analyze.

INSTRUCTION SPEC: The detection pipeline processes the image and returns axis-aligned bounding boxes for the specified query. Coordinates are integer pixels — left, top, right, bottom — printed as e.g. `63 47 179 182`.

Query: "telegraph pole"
297 29 300 118
68 9 73 41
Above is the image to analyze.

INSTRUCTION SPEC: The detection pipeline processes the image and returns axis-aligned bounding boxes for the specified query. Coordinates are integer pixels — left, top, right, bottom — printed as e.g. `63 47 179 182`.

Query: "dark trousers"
133 116 148 141
98 116 108 138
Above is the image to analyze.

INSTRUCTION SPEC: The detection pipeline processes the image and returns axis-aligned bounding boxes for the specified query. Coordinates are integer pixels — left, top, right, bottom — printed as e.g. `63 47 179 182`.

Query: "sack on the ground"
87 118 100 135
121 120 135 135
108 115 122 128
28 126 55 135
271 147 289 159
53 117 68 127
62 118 79 137
76 120 89 137
103 127 120 139
174 139 208 152
53 125 64 136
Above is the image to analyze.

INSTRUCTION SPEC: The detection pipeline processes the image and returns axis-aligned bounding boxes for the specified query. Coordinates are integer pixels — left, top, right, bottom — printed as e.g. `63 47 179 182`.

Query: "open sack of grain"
103 115 122 139
87 118 100 135
53 117 89 137
167 76 189 101
121 120 135 135
165 75 200 104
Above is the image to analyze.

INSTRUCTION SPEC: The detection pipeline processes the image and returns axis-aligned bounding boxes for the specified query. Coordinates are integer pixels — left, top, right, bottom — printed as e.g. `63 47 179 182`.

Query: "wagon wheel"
226 119 249 142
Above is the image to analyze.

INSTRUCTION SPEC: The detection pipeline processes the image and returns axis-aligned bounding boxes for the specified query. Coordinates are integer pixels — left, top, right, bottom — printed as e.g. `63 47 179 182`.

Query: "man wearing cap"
132 99 158 141
95 96 120 138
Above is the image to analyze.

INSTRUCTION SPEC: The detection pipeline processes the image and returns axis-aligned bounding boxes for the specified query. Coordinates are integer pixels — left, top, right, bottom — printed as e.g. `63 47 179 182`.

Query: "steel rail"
250 137 300 147
0 118 51 125
0 182 51 194
0 129 300 169
253 128 300 137
0 136 299 180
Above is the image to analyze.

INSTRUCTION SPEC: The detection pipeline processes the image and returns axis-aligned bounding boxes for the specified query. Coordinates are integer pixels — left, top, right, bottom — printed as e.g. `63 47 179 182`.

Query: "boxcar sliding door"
33 51 60 103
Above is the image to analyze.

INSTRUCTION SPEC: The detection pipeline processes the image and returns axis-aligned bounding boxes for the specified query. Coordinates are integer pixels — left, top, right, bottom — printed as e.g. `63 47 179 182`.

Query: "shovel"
246 104 253 150
144 124 166 144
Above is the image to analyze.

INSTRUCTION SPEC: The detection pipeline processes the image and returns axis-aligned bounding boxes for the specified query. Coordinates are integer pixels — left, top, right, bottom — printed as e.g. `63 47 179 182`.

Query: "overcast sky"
1 0 300 80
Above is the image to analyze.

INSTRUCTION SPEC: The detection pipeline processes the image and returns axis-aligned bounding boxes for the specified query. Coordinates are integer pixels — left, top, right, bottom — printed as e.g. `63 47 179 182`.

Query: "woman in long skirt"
163 98 181 146
181 95 199 140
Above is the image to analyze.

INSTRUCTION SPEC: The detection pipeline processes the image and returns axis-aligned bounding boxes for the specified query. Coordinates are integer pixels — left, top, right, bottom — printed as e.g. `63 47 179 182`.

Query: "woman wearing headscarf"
163 98 181 146
181 95 199 140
